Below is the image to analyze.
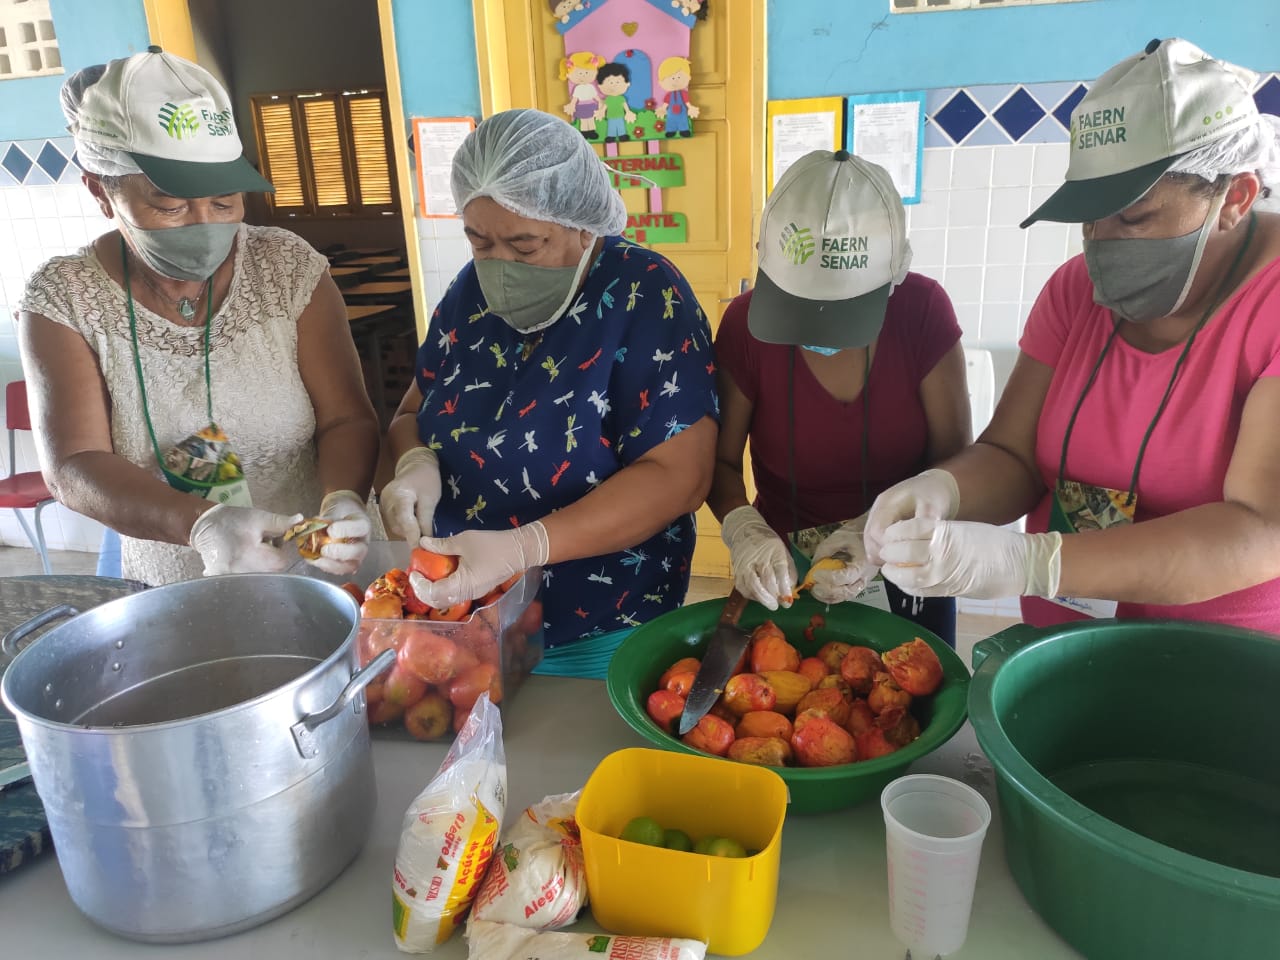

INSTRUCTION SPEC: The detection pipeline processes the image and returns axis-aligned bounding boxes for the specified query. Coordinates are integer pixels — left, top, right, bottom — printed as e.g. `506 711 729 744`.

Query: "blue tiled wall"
0 137 80 188
924 74 1280 148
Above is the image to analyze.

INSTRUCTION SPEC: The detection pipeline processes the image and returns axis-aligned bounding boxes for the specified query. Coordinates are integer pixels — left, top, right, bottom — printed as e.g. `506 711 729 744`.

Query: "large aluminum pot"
0 574 394 943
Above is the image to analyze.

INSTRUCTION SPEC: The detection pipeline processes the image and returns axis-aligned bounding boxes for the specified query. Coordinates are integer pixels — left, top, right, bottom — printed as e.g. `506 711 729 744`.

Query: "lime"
692 835 717 855
706 836 748 858
663 828 693 851
619 816 665 846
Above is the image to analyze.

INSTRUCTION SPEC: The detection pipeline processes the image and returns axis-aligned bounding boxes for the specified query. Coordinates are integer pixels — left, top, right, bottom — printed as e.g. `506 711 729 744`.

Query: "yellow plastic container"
577 747 788 956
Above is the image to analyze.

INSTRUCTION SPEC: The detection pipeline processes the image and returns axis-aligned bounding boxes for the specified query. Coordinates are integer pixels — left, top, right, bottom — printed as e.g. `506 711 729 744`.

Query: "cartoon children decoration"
560 51 606 140
656 56 698 137
550 0 703 143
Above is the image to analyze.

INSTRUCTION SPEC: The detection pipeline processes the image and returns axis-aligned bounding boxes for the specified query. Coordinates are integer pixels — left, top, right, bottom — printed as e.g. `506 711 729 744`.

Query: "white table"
0 677 1083 958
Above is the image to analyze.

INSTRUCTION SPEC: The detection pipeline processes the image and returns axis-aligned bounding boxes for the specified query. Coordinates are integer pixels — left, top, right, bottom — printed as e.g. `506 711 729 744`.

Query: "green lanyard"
121 236 215 470
1057 212 1257 507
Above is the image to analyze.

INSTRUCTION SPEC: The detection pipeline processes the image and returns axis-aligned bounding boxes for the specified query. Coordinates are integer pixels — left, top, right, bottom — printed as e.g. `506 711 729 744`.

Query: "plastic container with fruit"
344 541 544 741
577 747 787 956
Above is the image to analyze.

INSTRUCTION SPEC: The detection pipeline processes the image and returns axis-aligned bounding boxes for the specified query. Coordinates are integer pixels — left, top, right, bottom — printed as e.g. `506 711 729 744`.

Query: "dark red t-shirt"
716 273 962 535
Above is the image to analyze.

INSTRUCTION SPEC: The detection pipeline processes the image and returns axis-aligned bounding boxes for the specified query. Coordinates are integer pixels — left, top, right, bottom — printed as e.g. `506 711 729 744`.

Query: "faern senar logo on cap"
157 102 201 140
820 235 869 269
1070 105 1127 151
779 222 816 265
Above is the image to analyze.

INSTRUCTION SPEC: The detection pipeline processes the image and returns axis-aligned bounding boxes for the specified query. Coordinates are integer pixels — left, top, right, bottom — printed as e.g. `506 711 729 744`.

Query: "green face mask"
474 241 596 333
118 216 240 282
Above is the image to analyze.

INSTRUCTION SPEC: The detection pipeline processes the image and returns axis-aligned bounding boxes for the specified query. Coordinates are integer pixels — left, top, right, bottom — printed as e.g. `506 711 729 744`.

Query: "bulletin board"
765 96 845 193
412 116 476 218
845 91 926 205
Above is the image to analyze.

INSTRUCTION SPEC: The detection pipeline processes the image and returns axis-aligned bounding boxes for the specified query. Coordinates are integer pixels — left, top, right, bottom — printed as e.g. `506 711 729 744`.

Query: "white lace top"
20 224 330 585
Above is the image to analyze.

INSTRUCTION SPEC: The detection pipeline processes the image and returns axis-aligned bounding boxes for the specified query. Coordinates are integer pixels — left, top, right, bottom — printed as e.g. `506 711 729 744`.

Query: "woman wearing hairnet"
381 109 718 674
17 48 379 585
865 38 1280 631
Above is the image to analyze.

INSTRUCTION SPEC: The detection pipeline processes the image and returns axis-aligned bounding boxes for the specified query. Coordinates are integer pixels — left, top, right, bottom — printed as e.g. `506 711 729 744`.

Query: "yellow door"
473 0 765 578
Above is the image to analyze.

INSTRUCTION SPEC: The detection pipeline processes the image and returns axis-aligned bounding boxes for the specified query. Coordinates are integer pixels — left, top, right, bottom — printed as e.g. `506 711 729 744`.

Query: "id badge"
852 574 892 612
160 422 254 508
1047 478 1135 618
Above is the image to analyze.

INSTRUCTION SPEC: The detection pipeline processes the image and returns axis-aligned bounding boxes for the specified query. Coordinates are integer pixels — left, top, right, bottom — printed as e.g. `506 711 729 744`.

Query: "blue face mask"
801 344 842 357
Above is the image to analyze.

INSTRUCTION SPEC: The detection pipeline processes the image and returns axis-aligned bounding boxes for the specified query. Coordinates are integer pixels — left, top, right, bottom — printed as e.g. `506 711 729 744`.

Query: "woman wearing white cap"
866 39 1280 632
378 108 717 675
17 48 379 584
708 149 972 646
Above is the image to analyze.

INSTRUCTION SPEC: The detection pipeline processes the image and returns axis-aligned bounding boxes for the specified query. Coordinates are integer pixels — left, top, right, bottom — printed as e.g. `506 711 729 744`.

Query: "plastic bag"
469 791 586 930
467 920 708 960
392 693 508 953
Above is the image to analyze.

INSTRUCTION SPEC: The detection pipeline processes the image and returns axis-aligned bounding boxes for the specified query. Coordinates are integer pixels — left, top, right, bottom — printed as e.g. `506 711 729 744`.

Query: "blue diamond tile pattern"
2 144 33 183
36 141 67 180
993 88 1047 142
1255 76 1280 118
1053 84 1089 131
932 91 986 144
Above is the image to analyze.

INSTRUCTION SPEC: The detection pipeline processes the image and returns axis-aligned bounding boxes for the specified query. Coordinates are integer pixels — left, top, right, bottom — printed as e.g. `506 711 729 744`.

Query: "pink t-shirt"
1019 252 1280 632
716 274 961 534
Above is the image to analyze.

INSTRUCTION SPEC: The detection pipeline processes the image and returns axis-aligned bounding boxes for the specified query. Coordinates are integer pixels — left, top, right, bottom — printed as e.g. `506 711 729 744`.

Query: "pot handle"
290 647 397 759
1 605 81 660
971 622 1042 671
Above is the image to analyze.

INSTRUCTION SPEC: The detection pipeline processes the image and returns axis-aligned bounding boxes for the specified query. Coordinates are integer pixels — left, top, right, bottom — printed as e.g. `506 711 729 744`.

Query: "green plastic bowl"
969 620 1280 960
606 594 970 814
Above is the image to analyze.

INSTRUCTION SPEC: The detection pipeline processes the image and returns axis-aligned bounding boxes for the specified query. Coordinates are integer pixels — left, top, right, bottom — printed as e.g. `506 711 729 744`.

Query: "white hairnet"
60 64 143 178
1168 113 1280 191
451 108 628 235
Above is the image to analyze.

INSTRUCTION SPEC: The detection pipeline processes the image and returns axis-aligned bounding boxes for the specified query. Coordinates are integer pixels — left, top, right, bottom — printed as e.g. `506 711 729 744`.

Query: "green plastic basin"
606 595 969 814
969 620 1280 960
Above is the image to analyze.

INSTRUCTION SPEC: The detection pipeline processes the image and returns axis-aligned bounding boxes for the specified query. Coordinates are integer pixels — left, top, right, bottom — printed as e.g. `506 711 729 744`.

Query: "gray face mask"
117 217 239 282
1082 188 1225 323
474 241 596 333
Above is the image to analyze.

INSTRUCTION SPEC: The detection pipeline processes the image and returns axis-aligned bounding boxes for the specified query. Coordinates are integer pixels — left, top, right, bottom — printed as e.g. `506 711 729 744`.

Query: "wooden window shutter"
346 95 393 206
254 99 307 208
302 97 349 208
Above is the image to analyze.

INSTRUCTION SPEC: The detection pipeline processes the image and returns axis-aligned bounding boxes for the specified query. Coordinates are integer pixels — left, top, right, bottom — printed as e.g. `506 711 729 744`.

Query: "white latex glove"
879 517 1062 600
307 489 371 576
808 518 880 605
379 447 442 542
408 521 550 608
189 503 304 577
720 505 795 611
864 468 961 566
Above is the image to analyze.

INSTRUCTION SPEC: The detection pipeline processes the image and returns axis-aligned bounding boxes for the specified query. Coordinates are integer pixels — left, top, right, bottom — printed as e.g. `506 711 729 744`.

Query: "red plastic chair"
0 382 54 574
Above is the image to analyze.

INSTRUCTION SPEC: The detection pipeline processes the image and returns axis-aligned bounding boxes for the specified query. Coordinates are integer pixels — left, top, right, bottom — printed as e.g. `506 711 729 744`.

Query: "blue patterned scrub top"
415 237 718 648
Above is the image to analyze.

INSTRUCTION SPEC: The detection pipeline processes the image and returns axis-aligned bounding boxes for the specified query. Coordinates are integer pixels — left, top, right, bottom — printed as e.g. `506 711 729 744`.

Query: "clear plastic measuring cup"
881 774 992 958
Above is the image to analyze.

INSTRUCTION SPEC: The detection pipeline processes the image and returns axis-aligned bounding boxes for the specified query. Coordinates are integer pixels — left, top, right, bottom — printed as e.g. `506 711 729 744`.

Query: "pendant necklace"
129 253 210 323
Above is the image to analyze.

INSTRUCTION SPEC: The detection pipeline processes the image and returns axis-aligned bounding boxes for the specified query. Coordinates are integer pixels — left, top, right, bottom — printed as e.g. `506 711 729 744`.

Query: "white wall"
0 172 111 553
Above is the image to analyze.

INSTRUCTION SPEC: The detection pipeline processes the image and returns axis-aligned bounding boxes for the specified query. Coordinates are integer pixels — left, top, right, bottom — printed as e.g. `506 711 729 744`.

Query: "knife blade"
677 588 752 736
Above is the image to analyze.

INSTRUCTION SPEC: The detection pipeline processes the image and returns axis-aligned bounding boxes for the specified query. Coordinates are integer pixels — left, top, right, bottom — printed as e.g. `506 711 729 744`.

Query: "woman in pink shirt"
864 38 1280 634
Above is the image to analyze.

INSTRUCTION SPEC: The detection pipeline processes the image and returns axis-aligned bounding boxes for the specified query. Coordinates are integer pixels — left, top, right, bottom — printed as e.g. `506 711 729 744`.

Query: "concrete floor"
0 545 99 578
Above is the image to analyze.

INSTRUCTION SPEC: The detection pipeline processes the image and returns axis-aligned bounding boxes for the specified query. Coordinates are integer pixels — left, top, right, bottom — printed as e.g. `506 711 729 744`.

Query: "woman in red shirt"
708 150 971 645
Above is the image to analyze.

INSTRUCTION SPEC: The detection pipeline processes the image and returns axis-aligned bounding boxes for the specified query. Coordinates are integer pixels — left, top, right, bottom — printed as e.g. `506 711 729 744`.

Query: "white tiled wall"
415 215 471 315
907 142 1082 352
907 142 1075 618
0 180 112 553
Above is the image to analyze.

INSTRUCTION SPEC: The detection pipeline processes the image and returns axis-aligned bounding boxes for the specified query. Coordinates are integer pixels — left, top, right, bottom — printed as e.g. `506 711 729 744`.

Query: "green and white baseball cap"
1022 38 1258 227
749 150 909 349
70 45 273 198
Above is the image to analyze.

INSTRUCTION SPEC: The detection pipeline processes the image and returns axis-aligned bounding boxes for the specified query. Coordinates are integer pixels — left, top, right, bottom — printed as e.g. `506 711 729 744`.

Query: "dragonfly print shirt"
414 237 718 647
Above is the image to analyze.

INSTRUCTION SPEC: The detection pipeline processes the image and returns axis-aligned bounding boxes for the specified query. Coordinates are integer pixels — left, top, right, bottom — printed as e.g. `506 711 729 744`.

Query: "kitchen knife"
677 588 752 736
